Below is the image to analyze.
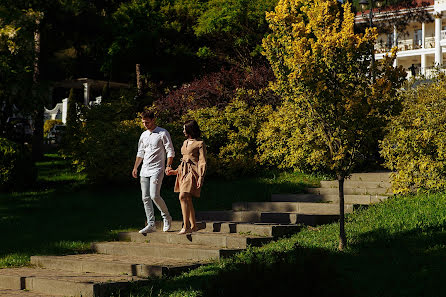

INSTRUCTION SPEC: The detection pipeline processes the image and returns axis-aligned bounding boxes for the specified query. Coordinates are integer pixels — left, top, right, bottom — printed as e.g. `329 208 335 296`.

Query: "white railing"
422 67 446 78
375 37 433 53
425 37 436 48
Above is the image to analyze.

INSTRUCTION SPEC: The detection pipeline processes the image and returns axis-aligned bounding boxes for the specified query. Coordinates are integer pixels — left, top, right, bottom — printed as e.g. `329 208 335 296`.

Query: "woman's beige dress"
174 139 207 197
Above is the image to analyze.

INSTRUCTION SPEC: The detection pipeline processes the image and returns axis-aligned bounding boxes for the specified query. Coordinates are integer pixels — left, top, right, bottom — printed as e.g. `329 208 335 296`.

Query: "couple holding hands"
132 111 206 235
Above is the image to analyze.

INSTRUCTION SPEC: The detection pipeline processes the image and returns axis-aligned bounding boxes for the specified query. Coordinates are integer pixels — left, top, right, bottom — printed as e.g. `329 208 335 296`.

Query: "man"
132 111 174 234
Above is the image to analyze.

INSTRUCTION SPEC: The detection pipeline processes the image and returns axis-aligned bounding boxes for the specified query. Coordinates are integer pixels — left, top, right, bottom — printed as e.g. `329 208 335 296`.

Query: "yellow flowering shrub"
380 78 446 193
43 119 63 138
262 0 406 177
257 98 329 173
187 89 273 177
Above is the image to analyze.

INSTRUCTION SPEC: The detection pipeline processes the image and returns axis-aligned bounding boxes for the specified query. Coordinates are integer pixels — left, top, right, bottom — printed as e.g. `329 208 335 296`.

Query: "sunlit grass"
129 192 446 297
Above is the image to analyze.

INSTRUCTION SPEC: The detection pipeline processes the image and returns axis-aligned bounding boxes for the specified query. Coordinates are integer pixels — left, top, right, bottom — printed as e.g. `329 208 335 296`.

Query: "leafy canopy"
262 0 406 176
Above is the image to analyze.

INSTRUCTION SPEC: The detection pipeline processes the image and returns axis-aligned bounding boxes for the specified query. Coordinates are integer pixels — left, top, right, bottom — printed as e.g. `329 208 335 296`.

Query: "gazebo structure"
45 78 130 124
54 78 130 106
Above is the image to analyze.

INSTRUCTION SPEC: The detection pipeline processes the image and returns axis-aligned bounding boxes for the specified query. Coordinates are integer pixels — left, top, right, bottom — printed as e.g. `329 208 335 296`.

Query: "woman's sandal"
177 228 192 235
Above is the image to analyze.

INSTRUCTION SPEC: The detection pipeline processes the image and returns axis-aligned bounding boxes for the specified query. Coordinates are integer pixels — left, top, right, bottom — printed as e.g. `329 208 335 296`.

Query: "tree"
66 88 79 131
0 7 40 143
106 0 204 89
195 0 278 67
263 0 406 250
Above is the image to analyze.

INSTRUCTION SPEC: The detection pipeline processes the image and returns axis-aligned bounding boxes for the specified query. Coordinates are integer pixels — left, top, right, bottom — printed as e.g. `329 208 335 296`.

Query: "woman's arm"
197 142 207 188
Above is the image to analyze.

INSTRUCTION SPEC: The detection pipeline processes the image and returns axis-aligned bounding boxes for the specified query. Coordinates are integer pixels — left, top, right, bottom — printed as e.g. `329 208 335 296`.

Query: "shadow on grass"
129 225 446 297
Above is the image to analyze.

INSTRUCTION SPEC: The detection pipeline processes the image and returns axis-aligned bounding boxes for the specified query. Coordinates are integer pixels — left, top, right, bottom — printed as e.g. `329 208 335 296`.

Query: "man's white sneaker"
139 224 156 234
163 216 172 232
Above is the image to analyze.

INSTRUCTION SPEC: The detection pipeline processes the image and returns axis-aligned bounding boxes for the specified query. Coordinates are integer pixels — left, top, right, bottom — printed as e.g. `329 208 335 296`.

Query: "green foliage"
65 88 79 131
262 0 406 177
63 99 143 183
195 0 278 66
257 99 328 173
187 89 273 177
0 7 36 130
380 78 446 194
0 137 36 191
43 119 63 138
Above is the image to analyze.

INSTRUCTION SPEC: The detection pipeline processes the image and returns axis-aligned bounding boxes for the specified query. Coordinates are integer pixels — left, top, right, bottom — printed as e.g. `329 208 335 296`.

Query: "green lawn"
131 192 446 297
0 154 320 268
3 154 445 297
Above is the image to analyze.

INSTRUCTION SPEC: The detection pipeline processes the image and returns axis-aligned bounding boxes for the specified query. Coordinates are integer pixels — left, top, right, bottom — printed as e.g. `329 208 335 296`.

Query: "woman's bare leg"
178 192 191 234
188 198 196 231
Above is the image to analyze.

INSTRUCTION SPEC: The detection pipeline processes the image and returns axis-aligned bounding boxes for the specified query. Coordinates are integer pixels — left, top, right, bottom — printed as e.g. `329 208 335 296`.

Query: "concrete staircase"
0 221 297 297
0 172 392 296
196 172 392 225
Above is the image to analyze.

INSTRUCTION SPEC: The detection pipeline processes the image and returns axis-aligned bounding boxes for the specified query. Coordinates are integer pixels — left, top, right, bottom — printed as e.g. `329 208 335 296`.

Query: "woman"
167 120 207 234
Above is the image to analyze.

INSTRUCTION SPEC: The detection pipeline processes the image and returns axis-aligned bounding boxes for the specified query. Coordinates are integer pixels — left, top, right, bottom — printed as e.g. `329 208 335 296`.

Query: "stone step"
320 180 392 189
349 172 392 182
232 202 353 214
0 288 64 297
154 220 206 231
119 231 273 249
306 187 392 196
196 210 345 226
200 222 302 237
152 221 300 237
92 241 242 261
31 254 201 278
270 193 322 202
271 193 389 204
0 267 148 297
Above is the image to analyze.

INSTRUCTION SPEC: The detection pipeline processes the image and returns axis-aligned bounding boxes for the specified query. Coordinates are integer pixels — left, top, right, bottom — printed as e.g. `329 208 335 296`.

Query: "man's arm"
132 157 143 178
133 135 145 178
165 156 174 175
162 131 175 176
162 130 175 159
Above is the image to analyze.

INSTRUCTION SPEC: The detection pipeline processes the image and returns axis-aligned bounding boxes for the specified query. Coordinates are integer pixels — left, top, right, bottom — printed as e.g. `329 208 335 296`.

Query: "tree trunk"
136 63 143 98
31 16 43 161
338 175 346 250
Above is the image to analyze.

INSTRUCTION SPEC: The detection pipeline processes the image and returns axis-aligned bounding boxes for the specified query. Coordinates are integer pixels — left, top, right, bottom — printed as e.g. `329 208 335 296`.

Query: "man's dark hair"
141 111 155 119
184 119 201 139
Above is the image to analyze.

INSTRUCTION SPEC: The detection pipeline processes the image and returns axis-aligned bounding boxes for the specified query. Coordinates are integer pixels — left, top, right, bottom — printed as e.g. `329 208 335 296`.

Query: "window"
414 29 422 47
387 32 396 48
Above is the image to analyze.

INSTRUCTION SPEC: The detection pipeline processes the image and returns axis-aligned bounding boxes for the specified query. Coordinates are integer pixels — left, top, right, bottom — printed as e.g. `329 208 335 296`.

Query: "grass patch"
0 154 320 268
127 192 446 297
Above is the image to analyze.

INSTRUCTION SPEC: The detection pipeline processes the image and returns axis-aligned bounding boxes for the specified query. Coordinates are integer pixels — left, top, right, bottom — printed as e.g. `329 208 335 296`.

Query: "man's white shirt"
137 126 175 177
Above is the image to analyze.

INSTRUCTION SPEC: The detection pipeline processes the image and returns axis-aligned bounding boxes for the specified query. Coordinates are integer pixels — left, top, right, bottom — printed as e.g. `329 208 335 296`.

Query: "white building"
355 0 446 77
44 78 129 124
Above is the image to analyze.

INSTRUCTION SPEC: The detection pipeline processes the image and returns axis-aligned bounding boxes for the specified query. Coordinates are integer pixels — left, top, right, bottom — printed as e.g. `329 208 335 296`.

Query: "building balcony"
375 31 446 53
406 65 446 78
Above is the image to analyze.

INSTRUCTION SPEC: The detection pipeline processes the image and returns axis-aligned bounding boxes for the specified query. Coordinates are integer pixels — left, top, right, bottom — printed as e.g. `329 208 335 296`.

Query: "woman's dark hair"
184 120 201 139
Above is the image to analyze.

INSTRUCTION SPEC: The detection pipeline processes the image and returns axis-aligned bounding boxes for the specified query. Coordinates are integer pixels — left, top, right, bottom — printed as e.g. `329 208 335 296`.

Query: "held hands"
165 167 177 176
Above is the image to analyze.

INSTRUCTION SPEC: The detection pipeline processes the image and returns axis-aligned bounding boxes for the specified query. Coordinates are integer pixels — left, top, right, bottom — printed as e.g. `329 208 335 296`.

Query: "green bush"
43 119 63 138
380 77 446 194
63 99 143 183
257 99 330 174
188 89 272 177
0 138 36 191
